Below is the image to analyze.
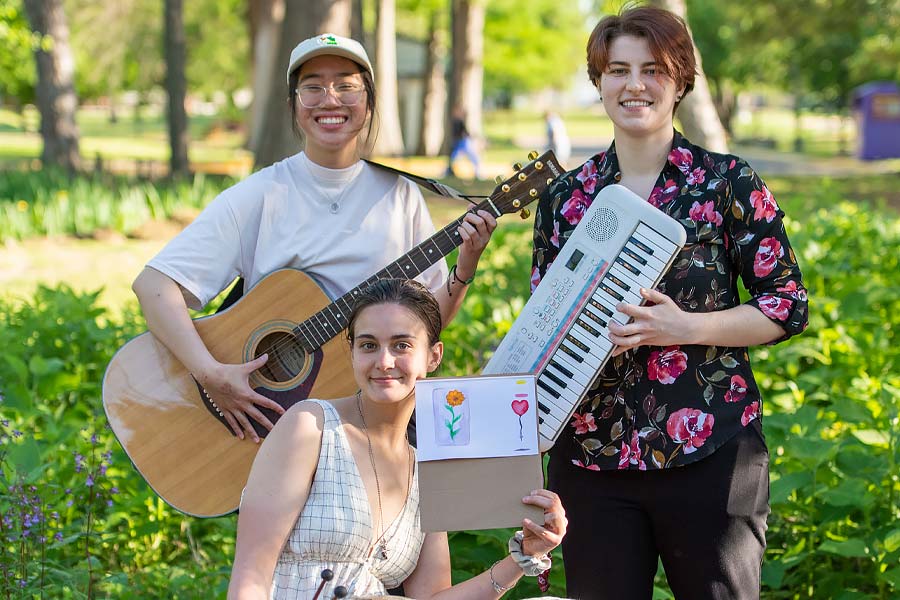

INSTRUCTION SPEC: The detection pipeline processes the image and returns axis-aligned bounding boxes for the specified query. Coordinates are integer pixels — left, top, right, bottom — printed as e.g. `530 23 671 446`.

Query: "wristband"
508 530 552 576
446 264 475 296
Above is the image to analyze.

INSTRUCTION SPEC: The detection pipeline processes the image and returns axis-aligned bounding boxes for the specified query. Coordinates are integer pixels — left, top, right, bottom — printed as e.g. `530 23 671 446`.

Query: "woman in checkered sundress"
228 280 568 599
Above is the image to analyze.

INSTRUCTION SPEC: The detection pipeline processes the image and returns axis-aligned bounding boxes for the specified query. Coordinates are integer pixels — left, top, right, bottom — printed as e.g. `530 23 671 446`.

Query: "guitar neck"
293 203 487 352
290 149 562 353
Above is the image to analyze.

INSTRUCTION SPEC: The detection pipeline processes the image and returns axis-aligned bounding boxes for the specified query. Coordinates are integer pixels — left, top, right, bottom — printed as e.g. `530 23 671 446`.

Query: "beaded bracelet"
488 559 516 594
508 530 552 577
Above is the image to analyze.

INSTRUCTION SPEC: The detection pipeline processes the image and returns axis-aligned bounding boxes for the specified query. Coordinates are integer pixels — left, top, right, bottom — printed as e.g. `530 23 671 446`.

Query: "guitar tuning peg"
494 174 504 184
535 161 544 170
529 188 538 197
519 208 531 219
528 150 538 160
513 162 523 171
501 184 511 193
512 199 522 208
333 586 349 599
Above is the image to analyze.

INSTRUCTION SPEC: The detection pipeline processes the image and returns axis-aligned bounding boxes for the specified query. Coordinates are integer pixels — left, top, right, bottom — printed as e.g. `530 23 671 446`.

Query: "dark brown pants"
548 423 770 600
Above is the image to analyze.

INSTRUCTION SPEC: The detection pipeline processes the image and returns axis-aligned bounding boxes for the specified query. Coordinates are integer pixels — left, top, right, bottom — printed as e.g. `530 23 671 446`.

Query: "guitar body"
102 150 563 519
102 269 355 517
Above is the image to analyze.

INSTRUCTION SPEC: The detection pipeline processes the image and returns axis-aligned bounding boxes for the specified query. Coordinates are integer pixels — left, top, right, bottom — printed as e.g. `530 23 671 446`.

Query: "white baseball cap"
286 33 374 85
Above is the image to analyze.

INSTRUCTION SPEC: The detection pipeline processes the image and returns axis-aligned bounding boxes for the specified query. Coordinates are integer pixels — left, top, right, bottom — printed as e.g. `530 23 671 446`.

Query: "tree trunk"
444 0 484 153
23 0 81 171
254 0 351 169
164 0 189 177
247 0 285 155
351 0 364 43
650 0 728 152
371 0 403 156
417 10 446 157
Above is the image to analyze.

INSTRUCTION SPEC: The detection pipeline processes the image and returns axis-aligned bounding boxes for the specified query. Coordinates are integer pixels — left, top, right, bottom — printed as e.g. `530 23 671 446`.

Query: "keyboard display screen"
565 249 584 271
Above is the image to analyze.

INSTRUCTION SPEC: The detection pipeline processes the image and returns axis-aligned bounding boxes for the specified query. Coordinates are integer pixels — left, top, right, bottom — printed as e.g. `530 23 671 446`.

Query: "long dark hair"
346 279 442 347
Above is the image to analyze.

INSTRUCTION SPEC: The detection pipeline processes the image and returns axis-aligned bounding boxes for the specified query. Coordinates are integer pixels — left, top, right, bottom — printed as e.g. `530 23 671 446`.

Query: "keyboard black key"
549 359 574 379
622 246 648 265
589 298 613 317
628 235 654 255
599 282 624 302
537 379 561 398
565 334 590 353
582 308 608 328
576 318 600 337
607 273 630 292
616 256 642 276
543 370 568 389
559 343 584 363
537 401 552 414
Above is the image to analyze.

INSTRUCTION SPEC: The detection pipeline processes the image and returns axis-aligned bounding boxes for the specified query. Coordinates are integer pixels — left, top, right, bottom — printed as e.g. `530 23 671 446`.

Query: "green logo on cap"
322 34 338 46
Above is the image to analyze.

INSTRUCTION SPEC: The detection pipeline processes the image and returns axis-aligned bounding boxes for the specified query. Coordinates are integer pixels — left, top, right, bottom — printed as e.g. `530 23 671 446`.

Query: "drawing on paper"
433 388 470 445
511 394 530 448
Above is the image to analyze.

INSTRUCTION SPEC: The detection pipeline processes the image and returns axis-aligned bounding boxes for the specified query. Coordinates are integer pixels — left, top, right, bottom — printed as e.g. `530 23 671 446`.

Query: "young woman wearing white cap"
132 33 497 444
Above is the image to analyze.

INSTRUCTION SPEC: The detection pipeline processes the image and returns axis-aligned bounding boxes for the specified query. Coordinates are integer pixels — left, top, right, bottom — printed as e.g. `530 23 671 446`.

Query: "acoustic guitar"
102 151 563 517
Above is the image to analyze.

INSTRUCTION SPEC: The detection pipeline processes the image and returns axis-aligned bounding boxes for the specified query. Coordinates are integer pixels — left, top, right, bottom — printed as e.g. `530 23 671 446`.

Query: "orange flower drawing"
445 389 465 407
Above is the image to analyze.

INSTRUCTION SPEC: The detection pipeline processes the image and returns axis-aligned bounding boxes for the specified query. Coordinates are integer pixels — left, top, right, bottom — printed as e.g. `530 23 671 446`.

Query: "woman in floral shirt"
532 7 808 600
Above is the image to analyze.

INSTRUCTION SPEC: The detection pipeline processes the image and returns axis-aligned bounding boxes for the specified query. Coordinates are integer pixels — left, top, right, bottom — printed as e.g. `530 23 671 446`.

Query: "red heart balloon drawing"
511 399 529 416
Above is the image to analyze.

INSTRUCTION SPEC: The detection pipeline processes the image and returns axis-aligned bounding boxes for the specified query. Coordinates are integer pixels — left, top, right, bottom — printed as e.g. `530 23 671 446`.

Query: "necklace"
303 155 361 214
355 391 412 561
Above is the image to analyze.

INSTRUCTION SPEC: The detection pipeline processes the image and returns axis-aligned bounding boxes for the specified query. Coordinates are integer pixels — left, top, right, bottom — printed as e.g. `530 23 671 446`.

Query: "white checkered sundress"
270 400 424 599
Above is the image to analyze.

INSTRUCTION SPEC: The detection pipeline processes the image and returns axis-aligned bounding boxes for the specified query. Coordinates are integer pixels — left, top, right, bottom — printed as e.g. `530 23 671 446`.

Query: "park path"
511 135 900 177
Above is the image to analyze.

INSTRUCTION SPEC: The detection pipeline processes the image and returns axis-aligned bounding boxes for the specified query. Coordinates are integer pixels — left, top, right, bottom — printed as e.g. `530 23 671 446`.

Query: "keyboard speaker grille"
586 206 618 242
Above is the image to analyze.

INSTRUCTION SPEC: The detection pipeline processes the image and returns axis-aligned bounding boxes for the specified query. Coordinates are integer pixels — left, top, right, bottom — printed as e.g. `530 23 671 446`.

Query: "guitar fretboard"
291 205 488 353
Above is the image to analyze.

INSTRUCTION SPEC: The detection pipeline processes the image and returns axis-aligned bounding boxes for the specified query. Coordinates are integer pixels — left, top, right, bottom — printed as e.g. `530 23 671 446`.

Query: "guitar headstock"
488 150 564 218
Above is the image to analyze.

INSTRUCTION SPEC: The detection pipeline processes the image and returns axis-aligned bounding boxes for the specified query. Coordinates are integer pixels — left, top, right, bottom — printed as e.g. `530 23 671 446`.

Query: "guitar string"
253 199 496 363
250 166 550 371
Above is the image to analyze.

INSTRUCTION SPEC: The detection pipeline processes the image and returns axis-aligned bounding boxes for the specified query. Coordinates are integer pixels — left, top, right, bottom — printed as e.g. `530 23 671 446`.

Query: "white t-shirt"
147 152 447 310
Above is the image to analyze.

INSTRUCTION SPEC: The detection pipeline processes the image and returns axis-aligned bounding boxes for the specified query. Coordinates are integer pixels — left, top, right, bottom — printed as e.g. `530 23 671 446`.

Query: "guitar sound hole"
254 332 307 383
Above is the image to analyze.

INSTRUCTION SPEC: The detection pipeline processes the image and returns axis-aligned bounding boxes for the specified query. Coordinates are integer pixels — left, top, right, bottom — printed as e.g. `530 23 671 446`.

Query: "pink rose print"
576 160 599 194
648 178 679 208
647 346 688 385
749 186 779 223
689 200 723 226
724 374 747 403
666 408 715 454
741 401 760 427
758 295 792 321
561 188 592 225
777 280 808 301
530 265 541 293
686 167 706 186
618 430 647 470
571 411 598 435
572 459 602 471
753 237 783 278
550 220 561 248
668 147 693 172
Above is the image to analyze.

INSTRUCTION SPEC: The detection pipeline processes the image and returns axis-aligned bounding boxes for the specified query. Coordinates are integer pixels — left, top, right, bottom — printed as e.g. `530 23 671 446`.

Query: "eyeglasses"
296 82 365 108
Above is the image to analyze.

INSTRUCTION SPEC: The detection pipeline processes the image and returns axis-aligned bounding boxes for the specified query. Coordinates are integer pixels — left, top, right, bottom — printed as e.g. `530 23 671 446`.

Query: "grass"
3 172 897 316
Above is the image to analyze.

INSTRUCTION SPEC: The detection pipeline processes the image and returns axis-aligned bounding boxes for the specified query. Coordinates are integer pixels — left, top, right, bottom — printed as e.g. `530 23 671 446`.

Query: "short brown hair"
346 279 442 347
586 6 697 106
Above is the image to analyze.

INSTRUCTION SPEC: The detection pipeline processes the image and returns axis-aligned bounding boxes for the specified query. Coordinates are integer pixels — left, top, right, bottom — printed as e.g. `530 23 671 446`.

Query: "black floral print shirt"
531 131 808 471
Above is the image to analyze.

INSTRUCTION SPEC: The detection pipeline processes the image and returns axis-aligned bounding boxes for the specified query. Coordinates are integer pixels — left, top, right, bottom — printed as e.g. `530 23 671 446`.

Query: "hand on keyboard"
608 287 698 356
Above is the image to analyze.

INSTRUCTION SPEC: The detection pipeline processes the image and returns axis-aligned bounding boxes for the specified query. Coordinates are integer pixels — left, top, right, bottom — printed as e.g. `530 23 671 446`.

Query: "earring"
598 94 603 102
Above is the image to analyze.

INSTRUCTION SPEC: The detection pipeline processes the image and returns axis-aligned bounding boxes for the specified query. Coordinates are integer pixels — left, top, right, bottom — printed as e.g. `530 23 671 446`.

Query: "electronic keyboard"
483 184 688 451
